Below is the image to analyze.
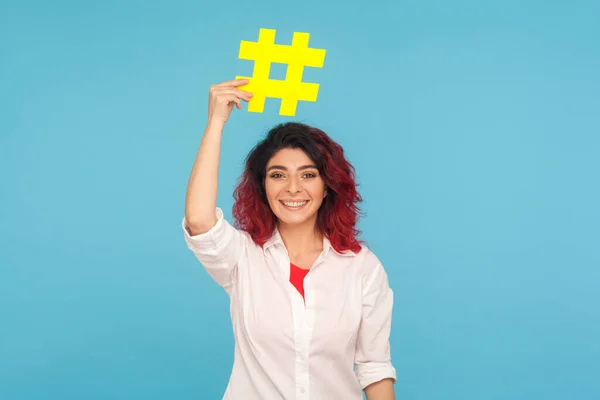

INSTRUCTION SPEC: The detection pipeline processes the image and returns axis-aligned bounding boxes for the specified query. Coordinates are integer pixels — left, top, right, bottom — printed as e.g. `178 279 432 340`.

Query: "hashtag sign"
236 28 326 117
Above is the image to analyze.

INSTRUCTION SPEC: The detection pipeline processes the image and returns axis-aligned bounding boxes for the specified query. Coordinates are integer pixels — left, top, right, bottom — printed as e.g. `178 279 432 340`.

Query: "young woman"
183 79 397 400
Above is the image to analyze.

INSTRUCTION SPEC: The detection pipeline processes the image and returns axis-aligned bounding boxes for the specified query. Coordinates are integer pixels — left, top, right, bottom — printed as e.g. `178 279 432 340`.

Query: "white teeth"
281 201 308 207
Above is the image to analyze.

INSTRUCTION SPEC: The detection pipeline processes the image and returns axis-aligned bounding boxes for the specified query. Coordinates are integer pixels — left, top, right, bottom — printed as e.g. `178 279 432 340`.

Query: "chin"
276 211 310 226
281 215 312 226
273 206 312 225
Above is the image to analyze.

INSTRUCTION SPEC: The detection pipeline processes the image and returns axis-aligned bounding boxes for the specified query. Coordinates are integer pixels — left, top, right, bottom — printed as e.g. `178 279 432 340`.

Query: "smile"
279 200 309 210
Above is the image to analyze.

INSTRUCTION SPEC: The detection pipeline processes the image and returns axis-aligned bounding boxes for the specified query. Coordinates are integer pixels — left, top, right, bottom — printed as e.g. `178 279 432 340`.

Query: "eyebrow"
266 164 317 172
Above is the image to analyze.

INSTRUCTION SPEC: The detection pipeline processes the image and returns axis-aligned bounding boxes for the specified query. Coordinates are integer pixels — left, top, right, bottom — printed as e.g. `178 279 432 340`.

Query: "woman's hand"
207 79 253 126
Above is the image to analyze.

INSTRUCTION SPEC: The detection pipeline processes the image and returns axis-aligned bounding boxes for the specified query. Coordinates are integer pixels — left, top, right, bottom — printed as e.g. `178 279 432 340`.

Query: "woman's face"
264 148 327 228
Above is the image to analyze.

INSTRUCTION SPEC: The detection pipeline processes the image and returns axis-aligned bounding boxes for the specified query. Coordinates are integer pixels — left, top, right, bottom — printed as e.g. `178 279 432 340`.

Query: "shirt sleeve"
182 207 246 293
354 261 397 390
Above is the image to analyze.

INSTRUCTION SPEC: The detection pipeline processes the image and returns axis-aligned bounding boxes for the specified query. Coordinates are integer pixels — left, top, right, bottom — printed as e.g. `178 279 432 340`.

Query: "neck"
277 219 323 258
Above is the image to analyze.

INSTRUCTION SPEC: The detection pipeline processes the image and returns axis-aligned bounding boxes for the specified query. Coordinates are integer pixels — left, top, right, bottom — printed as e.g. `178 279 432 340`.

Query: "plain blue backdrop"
1 0 599 399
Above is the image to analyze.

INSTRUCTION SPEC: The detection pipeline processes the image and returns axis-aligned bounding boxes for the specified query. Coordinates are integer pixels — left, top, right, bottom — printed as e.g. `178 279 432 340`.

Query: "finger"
214 87 253 100
235 88 253 99
222 94 242 109
231 79 250 87
214 78 249 87
230 87 253 100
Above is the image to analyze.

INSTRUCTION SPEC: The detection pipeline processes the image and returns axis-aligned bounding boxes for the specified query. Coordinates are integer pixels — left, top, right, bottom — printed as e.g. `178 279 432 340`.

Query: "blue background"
1 0 599 399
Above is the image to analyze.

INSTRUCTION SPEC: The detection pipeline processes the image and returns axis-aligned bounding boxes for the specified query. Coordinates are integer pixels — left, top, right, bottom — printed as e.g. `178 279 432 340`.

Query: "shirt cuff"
355 361 397 389
182 207 229 252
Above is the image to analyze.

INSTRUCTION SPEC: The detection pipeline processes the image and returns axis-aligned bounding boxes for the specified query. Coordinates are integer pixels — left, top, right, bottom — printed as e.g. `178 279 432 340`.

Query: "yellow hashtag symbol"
236 28 326 117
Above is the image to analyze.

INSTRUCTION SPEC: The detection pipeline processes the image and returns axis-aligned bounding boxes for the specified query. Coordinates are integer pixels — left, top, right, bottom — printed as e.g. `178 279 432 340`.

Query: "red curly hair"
232 122 364 254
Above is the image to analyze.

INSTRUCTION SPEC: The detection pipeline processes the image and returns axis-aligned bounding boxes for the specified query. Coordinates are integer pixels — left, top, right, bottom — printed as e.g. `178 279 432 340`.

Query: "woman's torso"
223 232 369 400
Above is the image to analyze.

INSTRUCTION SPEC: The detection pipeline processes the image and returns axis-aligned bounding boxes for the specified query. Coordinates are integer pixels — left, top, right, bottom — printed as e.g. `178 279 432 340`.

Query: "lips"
279 200 309 211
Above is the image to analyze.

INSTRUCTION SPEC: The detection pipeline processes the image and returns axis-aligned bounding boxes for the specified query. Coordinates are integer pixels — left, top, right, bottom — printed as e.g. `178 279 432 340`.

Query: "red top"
289 263 310 299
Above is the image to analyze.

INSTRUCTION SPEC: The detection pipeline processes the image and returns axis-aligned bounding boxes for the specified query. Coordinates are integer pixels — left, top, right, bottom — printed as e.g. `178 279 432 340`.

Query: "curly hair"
232 122 364 254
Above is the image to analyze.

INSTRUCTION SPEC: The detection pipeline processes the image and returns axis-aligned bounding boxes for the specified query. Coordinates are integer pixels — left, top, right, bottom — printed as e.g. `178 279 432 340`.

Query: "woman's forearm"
364 378 395 400
184 121 224 234
184 79 251 235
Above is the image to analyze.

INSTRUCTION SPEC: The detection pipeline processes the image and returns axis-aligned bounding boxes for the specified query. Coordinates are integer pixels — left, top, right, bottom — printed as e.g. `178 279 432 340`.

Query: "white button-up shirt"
182 208 396 400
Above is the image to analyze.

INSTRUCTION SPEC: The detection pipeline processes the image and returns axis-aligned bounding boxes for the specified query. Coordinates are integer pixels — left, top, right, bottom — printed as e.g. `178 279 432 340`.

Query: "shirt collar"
263 229 356 257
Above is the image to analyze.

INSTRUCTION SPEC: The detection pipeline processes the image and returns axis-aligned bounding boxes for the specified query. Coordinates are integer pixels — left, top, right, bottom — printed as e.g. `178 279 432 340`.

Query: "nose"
286 176 301 194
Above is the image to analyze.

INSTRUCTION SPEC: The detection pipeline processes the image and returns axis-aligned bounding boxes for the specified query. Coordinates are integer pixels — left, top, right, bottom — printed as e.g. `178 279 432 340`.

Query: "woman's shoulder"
355 244 392 275
352 245 393 295
339 243 386 276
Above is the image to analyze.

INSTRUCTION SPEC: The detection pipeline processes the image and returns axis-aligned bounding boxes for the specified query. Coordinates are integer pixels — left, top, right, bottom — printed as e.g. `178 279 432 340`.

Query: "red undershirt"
289 263 310 299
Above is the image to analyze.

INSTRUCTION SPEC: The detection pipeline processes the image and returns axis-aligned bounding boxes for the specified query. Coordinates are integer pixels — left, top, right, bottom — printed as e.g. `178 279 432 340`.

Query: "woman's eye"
270 172 317 179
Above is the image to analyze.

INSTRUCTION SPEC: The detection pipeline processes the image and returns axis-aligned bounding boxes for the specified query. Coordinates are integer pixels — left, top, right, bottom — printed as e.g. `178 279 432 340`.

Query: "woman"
182 79 397 400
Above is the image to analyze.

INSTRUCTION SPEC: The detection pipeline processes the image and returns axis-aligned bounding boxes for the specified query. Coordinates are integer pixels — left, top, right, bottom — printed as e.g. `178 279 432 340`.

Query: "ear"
323 188 328 198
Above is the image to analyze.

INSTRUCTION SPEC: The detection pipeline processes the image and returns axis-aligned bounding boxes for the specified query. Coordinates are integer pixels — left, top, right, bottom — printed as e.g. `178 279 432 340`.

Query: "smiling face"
264 147 327 229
